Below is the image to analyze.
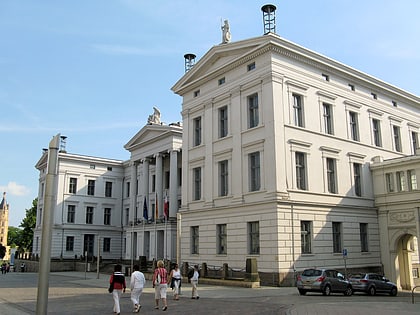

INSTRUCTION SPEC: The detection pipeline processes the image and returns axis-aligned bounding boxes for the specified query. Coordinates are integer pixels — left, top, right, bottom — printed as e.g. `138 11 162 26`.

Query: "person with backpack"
190 265 200 299
109 264 126 315
153 260 168 311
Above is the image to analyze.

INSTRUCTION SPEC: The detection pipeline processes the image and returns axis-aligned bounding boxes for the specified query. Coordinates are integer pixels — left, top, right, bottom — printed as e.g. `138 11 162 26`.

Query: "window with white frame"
193 167 202 200
323 103 334 135
86 206 94 224
191 226 199 254
393 125 402 152
193 116 202 146
386 173 394 192
349 111 359 141
332 222 342 253
412 131 419 154
105 181 112 197
295 152 307 190
217 224 227 254
396 171 406 191
103 238 111 252
372 118 382 147
219 160 228 196
104 208 111 225
219 106 228 138
67 205 76 223
293 93 304 127
407 170 418 191
360 223 368 252
69 177 77 194
301 221 312 254
249 152 261 192
87 179 95 196
248 221 260 255
66 236 74 251
248 93 259 128
326 158 337 194
353 163 362 197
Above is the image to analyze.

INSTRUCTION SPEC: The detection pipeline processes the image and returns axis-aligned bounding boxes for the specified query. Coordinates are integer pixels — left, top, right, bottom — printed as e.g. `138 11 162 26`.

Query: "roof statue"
147 106 161 124
221 19 231 44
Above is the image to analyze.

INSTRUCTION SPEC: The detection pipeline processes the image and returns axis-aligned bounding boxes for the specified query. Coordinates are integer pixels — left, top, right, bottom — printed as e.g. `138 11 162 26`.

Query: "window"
107 166 112 171
69 177 77 194
194 90 200 97
349 111 359 141
249 152 261 192
90 164 95 169
218 77 225 85
165 171 170 189
66 236 74 251
248 221 260 254
248 93 259 128
219 106 228 138
332 222 342 253
191 226 199 254
125 208 129 226
152 175 156 192
67 205 76 223
193 117 202 146
126 182 130 198
103 238 111 252
371 92 377 99
293 93 304 127
360 223 368 252
392 100 397 107
193 167 201 201
386 173 394 192
393 125 402 152
407 170 418 191
326 158 337 194
372 119 382 147
86 206 94 224
396 171 406 191
219 160 228 196
322 73 329 81
295 152 307 190
105 181 112 197
247 62 255 71
87 180 95 196
348 83 355 91
178 168 182 186
301 221 312 254
353 163 362 197
323 103 333 135
412 131 419 154
104 208 111 225
217 224 227 254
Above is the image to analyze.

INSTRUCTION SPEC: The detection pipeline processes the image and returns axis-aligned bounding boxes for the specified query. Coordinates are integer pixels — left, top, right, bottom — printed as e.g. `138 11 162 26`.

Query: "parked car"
296 268 353 296
349 273 398 296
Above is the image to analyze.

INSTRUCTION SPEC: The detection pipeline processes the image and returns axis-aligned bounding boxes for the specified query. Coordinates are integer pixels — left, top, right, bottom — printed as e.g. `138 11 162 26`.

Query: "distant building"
0 192 10 261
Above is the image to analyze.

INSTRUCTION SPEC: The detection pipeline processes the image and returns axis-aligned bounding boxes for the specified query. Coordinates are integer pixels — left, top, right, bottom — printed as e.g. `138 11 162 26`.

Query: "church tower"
0 192 10 260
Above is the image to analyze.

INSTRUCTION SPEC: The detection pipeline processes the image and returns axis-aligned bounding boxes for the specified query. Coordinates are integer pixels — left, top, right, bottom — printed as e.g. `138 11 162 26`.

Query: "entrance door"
144 231 150 260
397 234 414 290
84 234 95 259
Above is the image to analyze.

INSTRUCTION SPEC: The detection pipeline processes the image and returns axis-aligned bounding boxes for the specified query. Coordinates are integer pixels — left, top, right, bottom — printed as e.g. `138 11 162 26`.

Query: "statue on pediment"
148 106 161 124
221 19 231 44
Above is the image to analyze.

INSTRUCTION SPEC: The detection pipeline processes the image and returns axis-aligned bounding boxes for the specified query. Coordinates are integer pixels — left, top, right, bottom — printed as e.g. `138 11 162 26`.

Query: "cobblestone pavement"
0 272 419 315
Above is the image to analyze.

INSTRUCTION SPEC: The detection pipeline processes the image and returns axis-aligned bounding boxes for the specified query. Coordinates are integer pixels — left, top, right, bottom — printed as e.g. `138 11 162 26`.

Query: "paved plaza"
0 271 419 314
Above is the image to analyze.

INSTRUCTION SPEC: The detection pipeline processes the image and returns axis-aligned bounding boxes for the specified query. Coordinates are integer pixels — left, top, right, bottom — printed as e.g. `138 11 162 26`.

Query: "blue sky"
1 0 419 227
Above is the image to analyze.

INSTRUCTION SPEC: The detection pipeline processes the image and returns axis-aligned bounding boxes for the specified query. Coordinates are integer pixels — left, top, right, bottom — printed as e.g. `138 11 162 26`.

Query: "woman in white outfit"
130 264 146 313
169 263 182 300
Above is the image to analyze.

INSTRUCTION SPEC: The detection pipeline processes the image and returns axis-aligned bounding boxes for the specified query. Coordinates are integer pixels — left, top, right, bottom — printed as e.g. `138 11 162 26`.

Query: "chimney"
184 53 196 73
261 4 277 34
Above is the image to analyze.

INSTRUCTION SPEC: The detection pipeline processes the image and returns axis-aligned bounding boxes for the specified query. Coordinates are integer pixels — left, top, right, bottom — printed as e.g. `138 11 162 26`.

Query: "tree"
0 243 5 259
18 198 37 253
7 226 23 247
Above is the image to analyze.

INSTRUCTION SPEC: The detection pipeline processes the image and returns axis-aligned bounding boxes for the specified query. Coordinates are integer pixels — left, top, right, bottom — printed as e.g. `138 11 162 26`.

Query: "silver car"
349 273 398 296
296 268 353 296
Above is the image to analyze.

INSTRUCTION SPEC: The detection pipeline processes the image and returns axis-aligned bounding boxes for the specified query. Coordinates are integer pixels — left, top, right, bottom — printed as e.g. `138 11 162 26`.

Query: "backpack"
187 268 194 280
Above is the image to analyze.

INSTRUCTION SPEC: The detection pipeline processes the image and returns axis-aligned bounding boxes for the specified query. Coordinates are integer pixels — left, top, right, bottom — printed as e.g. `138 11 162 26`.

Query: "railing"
412 285 420 304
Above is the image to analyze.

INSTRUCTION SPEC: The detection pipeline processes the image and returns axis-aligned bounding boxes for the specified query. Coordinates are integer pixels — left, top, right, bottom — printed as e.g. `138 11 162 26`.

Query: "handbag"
108 277 114 293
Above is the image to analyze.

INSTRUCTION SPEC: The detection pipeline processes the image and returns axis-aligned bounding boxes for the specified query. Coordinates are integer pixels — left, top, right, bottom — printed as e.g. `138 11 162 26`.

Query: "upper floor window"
393 125 402 152
193 117 202 146
323 103 333 135
411 131 419 154
408 170 418 191
86 206 94 224
105 181 112 197
293 93 304 127
326 158 337 194
349 111 359 141
372 118 382 147
67 205 75 223
69 177 77 194
219 160 228 197
219 106 228 138
248 93 259 128
126 182 130 198
249 152 261 192
295 152 307 190
385 173 394 192
87 180 95 196
353 163 362 197
193 167 201 201
396 171 406 191
104 208 111 225
247 62 255 71
218 77 225 85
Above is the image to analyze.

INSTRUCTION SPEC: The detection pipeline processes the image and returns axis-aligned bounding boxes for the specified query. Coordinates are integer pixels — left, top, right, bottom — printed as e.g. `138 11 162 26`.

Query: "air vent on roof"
184 53 196 73
261 4 277 34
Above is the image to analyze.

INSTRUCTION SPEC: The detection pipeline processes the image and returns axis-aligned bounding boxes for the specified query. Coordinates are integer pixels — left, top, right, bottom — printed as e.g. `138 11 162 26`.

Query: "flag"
143 197 148 221
155 192 159 221
164 193 169 219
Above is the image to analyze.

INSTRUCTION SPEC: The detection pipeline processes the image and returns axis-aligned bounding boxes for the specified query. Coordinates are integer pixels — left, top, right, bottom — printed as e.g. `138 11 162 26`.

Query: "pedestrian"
109 264 126 315
153 260 168 311
130 264 146 313
168 263 182 300
190 264 199 299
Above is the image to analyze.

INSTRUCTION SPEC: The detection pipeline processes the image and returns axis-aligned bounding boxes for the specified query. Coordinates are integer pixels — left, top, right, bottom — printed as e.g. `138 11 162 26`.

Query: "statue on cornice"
221 19 231 44
147 106 161 124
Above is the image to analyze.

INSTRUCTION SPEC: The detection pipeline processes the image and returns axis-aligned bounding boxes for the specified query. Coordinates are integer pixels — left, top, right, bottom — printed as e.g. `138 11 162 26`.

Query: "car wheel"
390 287 397 296
323 285 331 296
368 286 376 296
298 289 307 295
344 286 353 296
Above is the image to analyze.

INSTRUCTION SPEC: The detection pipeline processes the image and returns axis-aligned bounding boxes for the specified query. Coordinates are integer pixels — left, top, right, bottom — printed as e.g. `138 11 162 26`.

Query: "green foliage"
18 198 37 252
7 226 22 247
0 243 5 259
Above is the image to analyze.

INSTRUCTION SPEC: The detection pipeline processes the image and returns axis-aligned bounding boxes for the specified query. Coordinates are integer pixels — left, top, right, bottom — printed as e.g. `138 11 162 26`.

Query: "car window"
302 269 322 277
351 274 364 279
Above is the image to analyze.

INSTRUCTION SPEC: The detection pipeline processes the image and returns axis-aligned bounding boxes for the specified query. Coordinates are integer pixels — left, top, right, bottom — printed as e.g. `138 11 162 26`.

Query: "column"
169 149 179 218
155 153 163 218
129 161 138 223
142 158 150 219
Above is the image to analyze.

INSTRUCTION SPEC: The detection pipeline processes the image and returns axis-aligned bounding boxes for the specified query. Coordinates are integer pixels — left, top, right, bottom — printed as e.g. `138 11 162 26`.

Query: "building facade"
0 192 10 261
172 30 420 285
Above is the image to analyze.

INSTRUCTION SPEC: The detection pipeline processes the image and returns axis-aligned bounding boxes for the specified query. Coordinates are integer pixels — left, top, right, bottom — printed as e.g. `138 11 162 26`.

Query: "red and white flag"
164 193 169 219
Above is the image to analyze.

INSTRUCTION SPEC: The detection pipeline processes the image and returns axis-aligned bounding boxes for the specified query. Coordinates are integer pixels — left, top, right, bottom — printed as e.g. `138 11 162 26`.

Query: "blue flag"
143 197 148 220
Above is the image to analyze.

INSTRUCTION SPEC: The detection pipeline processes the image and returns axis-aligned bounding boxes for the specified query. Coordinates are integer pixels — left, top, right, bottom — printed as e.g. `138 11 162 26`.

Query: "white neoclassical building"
171 19 420 285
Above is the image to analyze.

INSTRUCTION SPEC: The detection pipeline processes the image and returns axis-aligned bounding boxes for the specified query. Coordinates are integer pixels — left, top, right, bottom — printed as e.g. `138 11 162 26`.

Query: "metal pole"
36 134 60 315
96 238 100 279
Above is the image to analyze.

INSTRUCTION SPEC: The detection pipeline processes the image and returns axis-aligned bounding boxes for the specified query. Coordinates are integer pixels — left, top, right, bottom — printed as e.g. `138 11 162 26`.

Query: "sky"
1 0 419 227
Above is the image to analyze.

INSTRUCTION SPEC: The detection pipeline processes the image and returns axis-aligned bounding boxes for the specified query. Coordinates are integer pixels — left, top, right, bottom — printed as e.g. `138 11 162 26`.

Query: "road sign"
342 248 347 257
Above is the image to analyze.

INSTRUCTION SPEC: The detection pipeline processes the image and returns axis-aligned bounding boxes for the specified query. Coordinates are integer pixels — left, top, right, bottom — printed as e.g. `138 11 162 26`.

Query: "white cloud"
0 182 31 196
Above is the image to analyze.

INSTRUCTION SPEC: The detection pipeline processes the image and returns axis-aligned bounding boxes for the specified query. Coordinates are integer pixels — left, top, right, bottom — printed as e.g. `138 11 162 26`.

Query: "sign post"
342 248 348 278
